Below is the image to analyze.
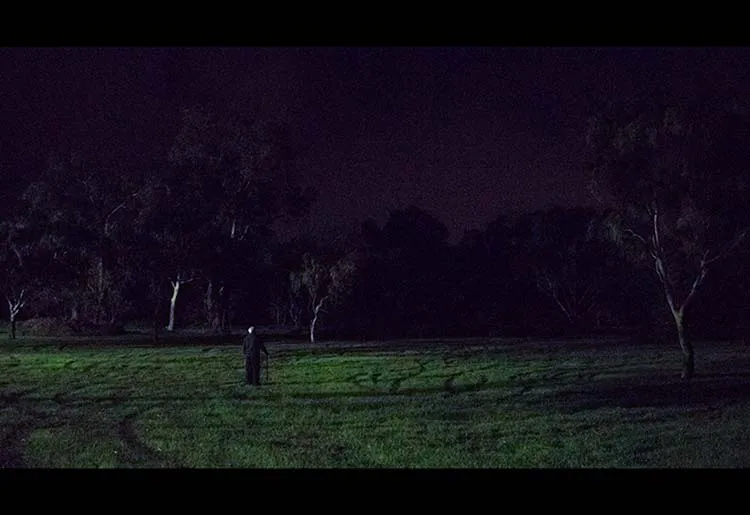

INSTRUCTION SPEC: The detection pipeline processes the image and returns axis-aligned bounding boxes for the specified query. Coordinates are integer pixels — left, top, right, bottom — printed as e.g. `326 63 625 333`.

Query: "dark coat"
243 331 268 385
243 332 268 360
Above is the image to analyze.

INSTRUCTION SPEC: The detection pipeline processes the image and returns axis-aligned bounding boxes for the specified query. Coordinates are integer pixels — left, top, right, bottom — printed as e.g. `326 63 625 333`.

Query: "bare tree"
5 287 25 340
0 219 41 339
291 252 358 343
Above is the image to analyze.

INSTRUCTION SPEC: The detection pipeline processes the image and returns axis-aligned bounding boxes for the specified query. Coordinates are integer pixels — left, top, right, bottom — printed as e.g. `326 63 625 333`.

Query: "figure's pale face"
248 327 254 334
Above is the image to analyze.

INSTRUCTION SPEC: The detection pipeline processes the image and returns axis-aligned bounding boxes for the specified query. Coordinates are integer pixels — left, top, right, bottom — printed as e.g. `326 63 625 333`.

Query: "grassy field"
2 333 750 468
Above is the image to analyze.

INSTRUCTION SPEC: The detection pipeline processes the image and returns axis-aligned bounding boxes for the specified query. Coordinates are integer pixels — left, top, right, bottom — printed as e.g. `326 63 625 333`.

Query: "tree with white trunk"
167 105 315 332
0 218 50 339
587 90 750 380
166 272 194 332
290 251 358 343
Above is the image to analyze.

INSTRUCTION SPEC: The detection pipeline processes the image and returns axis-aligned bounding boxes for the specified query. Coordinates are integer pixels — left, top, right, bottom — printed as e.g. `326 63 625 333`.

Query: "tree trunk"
310 301 325 343
168 280 180 332
205 279 225 333
218 284 229 333
289 295 301 329
205 280 217 331
96 256 105 326
310 313 317 343
205 279 212 322
152 293 161 344
7 297 20 340
673 312 694 381
678 323 695 381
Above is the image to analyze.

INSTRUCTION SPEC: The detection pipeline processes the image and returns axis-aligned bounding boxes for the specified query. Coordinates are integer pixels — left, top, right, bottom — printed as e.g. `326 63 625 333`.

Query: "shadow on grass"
559 373 750 410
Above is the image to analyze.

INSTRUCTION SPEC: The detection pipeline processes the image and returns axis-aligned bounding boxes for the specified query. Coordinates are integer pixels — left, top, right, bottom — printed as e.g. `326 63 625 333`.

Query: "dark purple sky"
3 47 750 242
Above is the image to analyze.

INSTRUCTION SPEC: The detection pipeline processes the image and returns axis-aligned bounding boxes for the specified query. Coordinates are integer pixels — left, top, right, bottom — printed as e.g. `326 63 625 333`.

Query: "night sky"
3 47 750 243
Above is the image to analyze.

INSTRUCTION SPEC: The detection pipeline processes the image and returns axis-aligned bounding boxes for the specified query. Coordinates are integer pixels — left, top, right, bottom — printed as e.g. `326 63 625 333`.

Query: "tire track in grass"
442 350 463 394
117 411 170 468
344 354 490 396
370 369 382 387
502 367 570 405
442 352 456 368
444 375 458 393
440 352 494 394
0 387 67 468
62 360 97 373
443 374 491 394
464 375 489 392
0 424 30 468
346 358 431 395
0 387 39 403
347 372 374 392
389 359 427 393
21 389 158 467
0 416 69 468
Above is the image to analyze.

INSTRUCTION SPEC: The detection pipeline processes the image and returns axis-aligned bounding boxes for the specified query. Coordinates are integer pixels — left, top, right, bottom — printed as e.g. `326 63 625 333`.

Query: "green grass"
2 334 750 467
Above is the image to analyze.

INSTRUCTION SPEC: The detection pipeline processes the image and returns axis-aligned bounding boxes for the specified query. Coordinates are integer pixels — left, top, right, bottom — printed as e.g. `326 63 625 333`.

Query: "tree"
587 91 750 380
525 207 615 332
0 212 62 338
379 206 453 337
125 179 178 341
265 236 316 329
135 178 202 332
290 251 358 343
167 105 315 332
451 217 523 337
22 152 150 327
0 220 30 339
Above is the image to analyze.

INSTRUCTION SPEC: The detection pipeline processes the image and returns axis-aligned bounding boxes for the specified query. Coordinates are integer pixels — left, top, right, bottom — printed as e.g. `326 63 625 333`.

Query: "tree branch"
104 187 148 236
703 229 747 266
654 257 677 315
10 243 24 268
78 178 98 209
624 228 649 246
577 282 597 316
314 295 329 315
624 228 658 260
652 206 663 257
539 269 572 321
682 266 708 315
172 272 195 286
647 207 680 311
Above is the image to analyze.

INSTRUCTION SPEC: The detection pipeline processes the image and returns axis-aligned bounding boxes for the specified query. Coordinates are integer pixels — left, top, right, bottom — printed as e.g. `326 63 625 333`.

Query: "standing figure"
243 326 269 386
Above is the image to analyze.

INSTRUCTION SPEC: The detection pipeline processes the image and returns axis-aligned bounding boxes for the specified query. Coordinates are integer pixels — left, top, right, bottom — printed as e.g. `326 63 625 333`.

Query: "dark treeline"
329 204 750 343
3 92 750 365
